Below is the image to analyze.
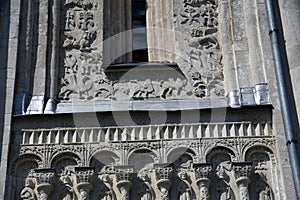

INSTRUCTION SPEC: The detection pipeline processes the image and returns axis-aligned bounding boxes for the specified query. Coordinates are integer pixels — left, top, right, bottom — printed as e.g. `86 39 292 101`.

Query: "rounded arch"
10 154 42 176
244 145 273 160
244 145 275 165
167 147 197 167
89 150 120 170
51 152 82 173
206 146 236 164
128 148 158 171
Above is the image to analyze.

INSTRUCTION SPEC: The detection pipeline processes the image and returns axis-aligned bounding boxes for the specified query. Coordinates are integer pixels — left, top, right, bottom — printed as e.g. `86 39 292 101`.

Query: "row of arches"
7 144 276 200
11 144 275 175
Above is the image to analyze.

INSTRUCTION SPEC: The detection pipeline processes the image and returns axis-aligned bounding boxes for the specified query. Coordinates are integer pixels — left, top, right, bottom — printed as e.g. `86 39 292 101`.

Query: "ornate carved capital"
232 163 252 200
232 162 252 180
154 164 173 200
193 163 212 183
75 167 94 184
75 167 94 200
193 163 212 200
34 169 56 200
115 166 134 200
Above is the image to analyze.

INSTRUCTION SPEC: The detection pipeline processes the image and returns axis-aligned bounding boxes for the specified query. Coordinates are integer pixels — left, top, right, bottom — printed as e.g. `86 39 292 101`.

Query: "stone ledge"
55 98 228 113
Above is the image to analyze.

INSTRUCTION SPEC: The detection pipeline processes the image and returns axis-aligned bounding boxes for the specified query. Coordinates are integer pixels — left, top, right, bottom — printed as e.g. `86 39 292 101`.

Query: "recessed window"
132 0 148 62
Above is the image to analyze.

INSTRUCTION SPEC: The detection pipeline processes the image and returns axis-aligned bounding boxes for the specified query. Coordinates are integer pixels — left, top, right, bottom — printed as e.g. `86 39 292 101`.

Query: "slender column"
232 163 252 200
154 164 173 200
45 0 60 113
115 166 134 200
74 167 94 200
193 163 212 200
34 169 56 200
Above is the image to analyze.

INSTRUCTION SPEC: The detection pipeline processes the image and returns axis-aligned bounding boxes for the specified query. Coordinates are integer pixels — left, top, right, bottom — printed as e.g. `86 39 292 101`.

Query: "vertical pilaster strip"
230 0 252 88
147 0 158 61
110 0 115 63
278 0 300 126
243 0 266 84
158 0 165 61
27 0 49 114
0 0 21 198
218 0 238 93
125 0 132 62
164 0 175 62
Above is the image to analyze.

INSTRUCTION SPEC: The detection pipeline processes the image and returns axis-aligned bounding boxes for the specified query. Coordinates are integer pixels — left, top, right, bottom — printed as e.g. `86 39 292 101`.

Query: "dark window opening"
132 0 148 62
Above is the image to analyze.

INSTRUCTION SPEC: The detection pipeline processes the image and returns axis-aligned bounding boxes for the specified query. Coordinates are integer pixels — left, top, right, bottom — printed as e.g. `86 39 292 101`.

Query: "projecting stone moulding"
20 122 273 145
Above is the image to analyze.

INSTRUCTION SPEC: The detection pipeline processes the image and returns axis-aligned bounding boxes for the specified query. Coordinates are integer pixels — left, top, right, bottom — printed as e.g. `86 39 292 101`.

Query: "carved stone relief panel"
58 0 104 101
174 0 224 98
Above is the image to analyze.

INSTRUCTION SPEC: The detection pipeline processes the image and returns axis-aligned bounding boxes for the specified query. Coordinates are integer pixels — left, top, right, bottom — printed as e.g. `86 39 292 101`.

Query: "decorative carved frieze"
21 122 273 145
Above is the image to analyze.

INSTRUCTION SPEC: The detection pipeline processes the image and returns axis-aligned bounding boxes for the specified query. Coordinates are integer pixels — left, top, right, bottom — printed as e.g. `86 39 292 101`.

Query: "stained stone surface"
0 0 299 199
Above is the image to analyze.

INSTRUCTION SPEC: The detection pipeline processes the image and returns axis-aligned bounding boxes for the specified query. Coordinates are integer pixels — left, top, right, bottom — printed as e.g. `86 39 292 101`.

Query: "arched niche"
167 147 196 169
128 149 157 171
206 146 235 165
244 145 274 165
206 147 236 200
90 150 119 172
10 154 42 200
245 145 275 200
51 152 81 173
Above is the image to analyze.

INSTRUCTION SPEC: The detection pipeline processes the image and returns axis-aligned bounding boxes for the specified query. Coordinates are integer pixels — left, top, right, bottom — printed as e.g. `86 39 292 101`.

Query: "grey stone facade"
0 0 299 199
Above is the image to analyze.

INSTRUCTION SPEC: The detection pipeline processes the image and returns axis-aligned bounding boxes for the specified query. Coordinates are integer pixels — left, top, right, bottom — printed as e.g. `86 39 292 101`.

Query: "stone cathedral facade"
0 0 300 199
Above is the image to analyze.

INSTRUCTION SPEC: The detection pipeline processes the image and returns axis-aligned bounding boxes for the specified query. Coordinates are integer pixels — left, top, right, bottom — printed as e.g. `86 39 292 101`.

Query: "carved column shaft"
155 165 173 200
116 167 134 200
194 163 212 200
35 169 56 200
233 163 252 200
75 167 94 200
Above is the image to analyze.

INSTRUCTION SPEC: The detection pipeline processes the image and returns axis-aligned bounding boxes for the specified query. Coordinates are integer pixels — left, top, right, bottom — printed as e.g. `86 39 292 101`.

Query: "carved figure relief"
177 171 192 200
20 177 37 200
99 175 116 200
175 0 224 98
137 173 155 200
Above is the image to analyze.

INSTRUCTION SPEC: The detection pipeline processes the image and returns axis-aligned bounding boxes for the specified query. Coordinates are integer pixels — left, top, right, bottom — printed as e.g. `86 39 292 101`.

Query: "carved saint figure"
137 174 155 200
259 186 272 200
20 178 37 200
177 172 192 200
216 180 233 200
99 175 116 200
60 169 75 200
